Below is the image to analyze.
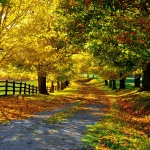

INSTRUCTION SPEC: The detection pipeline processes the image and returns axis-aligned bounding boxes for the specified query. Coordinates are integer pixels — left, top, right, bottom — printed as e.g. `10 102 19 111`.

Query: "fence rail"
0 80 39 96
0 80 69 96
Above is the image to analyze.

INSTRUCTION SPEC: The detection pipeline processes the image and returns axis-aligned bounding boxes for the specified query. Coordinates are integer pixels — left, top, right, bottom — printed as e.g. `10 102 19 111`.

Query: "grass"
0 80 38 95
82 117 149 150
82 77 150 150
116 77 142 89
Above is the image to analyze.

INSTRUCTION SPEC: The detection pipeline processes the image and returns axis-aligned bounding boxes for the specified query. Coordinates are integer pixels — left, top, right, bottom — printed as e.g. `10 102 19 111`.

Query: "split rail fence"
0 80 69 96
0 80 39 96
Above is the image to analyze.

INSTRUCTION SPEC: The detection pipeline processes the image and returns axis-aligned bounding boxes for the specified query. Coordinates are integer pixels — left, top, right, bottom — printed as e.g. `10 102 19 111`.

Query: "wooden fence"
0 80 39 96
0 80 69 96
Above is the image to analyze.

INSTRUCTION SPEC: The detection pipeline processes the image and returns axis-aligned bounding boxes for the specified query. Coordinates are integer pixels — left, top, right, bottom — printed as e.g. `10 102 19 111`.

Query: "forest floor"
0 78 150 150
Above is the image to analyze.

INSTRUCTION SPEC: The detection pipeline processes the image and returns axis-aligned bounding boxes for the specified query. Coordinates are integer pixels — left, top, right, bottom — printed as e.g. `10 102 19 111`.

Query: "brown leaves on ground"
0 78 109 124
115 91 150 136
0 95 74 123
74 81 110 116
75 78 93 83
1 78 149 140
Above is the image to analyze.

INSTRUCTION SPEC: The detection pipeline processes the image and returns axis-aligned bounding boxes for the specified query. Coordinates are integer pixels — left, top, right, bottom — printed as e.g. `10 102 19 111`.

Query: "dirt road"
0 79 106 150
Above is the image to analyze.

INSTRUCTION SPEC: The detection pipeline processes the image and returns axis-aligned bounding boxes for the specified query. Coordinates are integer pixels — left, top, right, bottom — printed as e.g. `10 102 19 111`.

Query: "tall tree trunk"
38 73 48 94
87 74 89 78
142 63 150 91
119 73 126 89
104 80 108 85
109 80 112 88
112 80 117 89
134 74 141 88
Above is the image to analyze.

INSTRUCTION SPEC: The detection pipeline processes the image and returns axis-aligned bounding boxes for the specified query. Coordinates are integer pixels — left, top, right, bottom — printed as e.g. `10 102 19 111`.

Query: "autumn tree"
6 0 73 94
57 0 150 90
0 0 42 66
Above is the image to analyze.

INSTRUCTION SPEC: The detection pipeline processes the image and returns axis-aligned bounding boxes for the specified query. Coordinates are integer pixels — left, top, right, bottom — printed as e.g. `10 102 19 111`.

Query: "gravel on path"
0 81 105 150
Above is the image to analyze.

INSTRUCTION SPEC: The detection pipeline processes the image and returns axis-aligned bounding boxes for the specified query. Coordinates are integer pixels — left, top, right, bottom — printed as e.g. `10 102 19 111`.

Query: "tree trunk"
56 81 60 91
65 80 69 86
60 82 65 90
112 80 117 89
119 73 126 89
142 63 150 91
87 74 89 78
93 74 94 78
38 73 48 94
64 82 66 88
109 80 112 88
134 75 141 88
104 80 108 85
50 80 54 93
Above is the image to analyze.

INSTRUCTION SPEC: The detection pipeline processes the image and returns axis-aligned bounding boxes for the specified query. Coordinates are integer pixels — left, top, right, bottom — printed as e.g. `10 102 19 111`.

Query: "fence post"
32 85 34 94
13 81 15 95
29 84 30 94
24 83 26 95
19 82 22 95
5 80 8 96
36 86 38 94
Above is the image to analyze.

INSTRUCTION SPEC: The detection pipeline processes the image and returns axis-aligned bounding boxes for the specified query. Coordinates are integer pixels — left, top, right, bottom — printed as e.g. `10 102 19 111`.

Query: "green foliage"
57 0 150 80
82 117 150 150
0 0 9 6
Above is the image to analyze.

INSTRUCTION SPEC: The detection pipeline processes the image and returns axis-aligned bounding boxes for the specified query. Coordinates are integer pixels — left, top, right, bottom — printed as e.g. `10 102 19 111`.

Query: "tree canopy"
0 0 150 91
57 0 150 90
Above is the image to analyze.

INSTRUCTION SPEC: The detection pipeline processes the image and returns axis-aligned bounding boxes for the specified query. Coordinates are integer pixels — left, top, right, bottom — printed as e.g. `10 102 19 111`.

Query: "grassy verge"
82 78 150 150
